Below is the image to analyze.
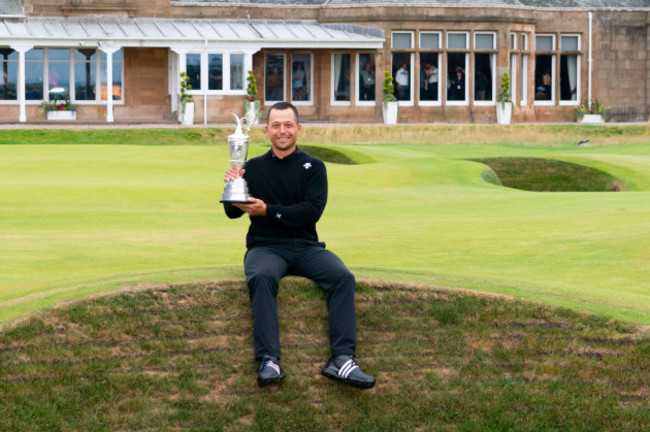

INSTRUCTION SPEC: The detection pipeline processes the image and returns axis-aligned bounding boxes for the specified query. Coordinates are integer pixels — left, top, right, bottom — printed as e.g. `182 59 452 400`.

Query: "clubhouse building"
0 0 648 124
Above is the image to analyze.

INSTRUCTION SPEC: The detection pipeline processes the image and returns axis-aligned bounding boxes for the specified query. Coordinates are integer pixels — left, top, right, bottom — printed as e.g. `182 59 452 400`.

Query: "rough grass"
1 280 648 431
472 157 624 192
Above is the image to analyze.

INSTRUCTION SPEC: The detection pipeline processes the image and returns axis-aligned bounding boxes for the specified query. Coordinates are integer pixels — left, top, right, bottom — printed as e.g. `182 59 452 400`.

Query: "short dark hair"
267 101 300 125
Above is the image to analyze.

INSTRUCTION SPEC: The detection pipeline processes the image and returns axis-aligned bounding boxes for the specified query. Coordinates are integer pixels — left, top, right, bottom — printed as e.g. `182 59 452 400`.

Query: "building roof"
172 0 650 8
0 16 384 50
0 0 23 16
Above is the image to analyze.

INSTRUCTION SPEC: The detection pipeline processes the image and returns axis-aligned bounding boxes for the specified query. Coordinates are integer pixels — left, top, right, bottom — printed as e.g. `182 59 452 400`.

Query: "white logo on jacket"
303 162 312 170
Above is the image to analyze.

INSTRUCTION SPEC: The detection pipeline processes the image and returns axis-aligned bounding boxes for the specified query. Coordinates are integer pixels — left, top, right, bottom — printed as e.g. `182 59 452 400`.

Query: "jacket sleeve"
265 161 327 228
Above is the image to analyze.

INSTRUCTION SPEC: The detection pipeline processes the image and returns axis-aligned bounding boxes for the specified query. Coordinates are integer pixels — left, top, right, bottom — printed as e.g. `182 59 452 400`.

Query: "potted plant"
577 98 606 124
243 70 261 130
39 96 77 121
382 70 398 125
496 72 512 125
179 71 194 126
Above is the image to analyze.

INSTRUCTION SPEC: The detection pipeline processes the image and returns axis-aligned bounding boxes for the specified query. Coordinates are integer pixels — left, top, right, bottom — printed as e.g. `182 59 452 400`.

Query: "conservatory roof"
0 16 384 50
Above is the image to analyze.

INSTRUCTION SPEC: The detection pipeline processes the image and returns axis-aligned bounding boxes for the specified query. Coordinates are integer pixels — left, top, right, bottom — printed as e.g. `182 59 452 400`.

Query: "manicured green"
0 281 647 431
1 125 649 326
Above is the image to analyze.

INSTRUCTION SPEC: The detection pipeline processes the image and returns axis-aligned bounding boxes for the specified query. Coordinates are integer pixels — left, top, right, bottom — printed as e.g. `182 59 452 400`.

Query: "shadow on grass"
1 279 648 431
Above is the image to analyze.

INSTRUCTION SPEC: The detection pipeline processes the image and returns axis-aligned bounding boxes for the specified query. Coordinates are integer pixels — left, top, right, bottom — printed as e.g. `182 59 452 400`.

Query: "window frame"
15 47 125 106
264 52 286 105
418 51 441 106
356 53 376 106
559 34 581 106
186 51 247 97
445 32 470 106
331 53 351 106
391 52 415 106
534 34 556 106
290 53 313 106
472 32 497 106
392 31 415 50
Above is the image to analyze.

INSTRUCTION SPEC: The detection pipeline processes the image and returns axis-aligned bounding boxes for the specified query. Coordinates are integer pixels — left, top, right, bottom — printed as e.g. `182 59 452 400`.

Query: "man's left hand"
233 197 267 217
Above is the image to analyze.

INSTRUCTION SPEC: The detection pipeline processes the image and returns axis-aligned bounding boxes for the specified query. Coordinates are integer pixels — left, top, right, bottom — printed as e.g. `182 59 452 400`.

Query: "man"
395 63 409 100
223 102 375 390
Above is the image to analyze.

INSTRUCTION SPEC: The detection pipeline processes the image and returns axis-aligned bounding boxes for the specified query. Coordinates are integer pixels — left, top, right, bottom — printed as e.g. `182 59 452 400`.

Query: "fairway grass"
1 125 649 326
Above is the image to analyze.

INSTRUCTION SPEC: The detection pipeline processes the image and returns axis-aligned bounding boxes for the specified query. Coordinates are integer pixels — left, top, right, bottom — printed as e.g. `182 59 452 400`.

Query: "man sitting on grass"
223 101 375 389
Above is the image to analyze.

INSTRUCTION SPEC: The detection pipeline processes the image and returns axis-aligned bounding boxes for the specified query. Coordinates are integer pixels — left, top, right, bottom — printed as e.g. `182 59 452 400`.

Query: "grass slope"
0 280 648 431
0 125 649 325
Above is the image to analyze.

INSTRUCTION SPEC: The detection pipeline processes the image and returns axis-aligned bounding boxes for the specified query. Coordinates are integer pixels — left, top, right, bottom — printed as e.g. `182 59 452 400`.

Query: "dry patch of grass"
1 279 648 431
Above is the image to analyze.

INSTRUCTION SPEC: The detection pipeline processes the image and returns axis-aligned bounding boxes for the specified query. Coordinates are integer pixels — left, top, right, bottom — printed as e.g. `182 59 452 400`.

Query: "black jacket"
224 147 328 248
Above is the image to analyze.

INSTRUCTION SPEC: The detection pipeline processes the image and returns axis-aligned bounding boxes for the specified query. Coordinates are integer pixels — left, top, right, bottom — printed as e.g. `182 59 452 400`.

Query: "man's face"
265 108 301 155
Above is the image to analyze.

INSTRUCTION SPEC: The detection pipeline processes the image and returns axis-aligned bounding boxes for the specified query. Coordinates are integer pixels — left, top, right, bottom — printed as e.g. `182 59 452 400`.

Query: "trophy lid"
230 113 248 140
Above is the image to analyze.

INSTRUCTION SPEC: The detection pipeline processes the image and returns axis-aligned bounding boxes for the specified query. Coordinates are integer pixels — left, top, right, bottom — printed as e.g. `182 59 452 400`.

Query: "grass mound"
1 280 648 431
472 157 625 192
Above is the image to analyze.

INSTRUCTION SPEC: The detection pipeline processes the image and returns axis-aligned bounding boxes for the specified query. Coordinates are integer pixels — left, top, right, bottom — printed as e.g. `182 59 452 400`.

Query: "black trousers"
244 240 357 361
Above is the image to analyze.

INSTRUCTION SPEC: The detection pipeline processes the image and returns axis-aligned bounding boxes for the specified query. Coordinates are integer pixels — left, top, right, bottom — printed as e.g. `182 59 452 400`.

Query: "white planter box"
383 101 398 125
47 110 76 121
181 102 195 126
579 114 605 124
496 103 512 125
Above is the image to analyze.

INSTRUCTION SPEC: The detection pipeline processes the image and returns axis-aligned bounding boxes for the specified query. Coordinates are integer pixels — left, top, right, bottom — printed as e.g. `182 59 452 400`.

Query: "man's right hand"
224 167 245 182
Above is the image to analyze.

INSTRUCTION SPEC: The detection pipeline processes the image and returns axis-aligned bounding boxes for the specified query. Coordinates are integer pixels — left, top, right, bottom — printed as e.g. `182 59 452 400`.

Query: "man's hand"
233 197 267 217
224 167 245 182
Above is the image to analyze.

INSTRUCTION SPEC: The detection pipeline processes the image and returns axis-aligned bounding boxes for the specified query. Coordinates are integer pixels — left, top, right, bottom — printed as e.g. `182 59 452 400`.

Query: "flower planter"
47 110 76 121
181 102 195 126
383 101 398 125
496 103 512 125
579 114 605 124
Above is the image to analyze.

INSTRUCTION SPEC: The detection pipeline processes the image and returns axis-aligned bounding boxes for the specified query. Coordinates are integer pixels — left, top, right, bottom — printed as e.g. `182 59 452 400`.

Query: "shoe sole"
257 373 286 387
321 369 375 389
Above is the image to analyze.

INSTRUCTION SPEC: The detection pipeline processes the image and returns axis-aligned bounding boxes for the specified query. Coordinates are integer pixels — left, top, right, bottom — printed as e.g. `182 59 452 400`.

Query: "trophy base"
221 178 250 204
220 199 252 204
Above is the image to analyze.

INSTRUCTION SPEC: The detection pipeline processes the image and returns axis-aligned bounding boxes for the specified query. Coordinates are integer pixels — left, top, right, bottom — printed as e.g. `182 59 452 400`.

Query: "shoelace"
264 359 281 376
337 359 359 379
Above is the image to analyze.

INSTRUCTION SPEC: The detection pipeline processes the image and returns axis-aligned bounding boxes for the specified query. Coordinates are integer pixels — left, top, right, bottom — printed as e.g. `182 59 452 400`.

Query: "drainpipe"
587 12 593 110
204 39 209 125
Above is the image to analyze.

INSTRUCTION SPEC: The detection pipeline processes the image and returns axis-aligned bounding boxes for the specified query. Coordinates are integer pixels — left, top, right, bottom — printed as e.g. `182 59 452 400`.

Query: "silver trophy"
220 113 251 203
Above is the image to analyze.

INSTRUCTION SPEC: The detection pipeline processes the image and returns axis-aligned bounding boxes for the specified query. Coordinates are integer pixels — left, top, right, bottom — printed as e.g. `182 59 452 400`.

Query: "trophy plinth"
220 114 251 204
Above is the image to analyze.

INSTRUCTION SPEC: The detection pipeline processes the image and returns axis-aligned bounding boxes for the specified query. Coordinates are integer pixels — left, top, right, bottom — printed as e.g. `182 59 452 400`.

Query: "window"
510 33 516 50
186 53 201 91
74 49 97 100
419 53 440 103
520 54 528 105
48 48 70 100
332 53 351 104
265 53 284 102
392 32 415 104
392 32 413 49
560 35 580 103
535 34 555 104
0 48 17 100
208 54 223 90
291 53 311 103
521 34 528 50
510 54 517 106
474 33 496 104
446 32 468 104
419 32 441 104
25 49 44 100
357 53 376 104
420 32 440 50
230 53 244 91
100 50 123 101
